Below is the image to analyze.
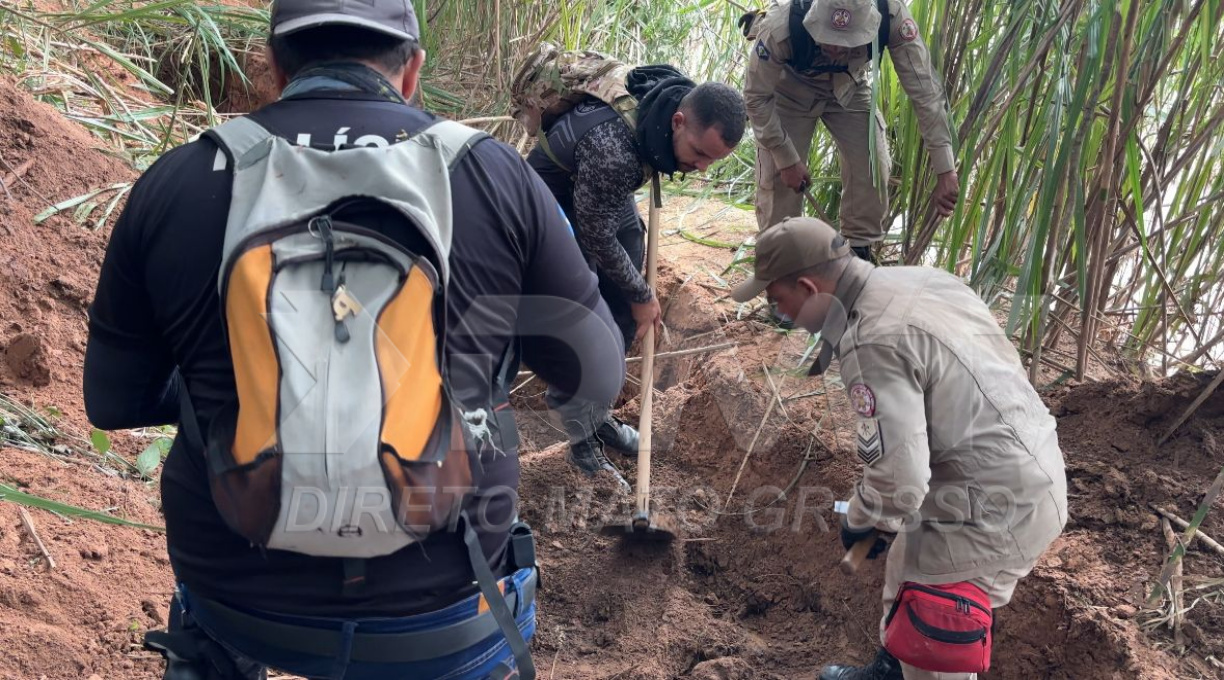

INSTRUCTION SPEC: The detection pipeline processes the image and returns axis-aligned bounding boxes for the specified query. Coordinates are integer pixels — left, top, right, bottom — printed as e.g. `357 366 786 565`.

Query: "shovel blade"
599 512 678 542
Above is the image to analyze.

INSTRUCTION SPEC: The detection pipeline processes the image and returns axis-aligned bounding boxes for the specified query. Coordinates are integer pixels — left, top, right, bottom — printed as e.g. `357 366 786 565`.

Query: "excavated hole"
516 275 1184 679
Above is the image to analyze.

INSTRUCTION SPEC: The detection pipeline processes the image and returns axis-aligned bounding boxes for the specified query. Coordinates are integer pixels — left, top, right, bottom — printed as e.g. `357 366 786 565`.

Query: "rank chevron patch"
856 418 883 465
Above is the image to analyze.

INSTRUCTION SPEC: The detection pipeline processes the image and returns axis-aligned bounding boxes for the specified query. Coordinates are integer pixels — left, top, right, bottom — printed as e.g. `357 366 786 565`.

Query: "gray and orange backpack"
200 116 485 559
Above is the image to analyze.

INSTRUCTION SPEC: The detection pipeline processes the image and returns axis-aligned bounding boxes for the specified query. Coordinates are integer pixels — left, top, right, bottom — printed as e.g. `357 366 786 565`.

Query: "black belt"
190 569 537 665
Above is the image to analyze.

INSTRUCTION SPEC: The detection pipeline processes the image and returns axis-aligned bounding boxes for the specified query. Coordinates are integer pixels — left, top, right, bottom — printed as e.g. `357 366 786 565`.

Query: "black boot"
565 438 631 492
818 649 903 680
851 245 879 265
566 437 614 475
547 392 633 492
596 415 639 457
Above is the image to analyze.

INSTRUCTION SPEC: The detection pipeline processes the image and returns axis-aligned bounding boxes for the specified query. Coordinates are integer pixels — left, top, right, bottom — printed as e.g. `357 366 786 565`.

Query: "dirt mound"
3 334 51 387
0 448 171 680
1 155 1223 679
513 272 1224 679
0 77 136 431
1044 374 1224 676
219 50 280 115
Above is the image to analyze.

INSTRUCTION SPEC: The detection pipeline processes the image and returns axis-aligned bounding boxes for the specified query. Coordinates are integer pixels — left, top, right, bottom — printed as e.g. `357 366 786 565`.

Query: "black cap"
270 0 420 41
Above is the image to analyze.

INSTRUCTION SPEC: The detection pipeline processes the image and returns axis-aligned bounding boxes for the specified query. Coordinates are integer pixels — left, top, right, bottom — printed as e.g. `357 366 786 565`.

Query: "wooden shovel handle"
635 173 662 517
801 186 832 224
839 534 879 576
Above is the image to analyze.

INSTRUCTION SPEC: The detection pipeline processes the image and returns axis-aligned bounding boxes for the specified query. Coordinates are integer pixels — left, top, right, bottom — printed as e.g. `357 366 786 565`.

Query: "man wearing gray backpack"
84 1 626 678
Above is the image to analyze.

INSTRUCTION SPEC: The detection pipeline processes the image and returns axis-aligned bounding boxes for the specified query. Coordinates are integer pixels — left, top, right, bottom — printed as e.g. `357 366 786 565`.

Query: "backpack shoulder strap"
877 0 891 52
532 102 619 175
535 131 570 173
204 116 276 171
460 512 536 679
416 119 490 171
787 0 816 70
610 95 639 132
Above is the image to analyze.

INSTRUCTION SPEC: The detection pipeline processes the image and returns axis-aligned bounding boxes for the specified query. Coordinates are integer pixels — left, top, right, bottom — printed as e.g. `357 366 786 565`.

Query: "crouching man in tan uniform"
742 0 959 260
732 217 1068 680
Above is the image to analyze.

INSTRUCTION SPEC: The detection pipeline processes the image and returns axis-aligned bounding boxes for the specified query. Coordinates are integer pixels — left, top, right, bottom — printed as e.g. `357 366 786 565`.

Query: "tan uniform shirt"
743 0 956 175
825 259 1067 583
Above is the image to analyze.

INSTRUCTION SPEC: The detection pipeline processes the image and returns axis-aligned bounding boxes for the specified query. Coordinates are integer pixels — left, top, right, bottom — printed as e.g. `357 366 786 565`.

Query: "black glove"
840 518 889 560
738 10 764 39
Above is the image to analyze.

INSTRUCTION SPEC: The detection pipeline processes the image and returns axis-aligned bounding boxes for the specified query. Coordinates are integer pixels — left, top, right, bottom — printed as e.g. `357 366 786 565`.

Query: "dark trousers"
545 196 644 440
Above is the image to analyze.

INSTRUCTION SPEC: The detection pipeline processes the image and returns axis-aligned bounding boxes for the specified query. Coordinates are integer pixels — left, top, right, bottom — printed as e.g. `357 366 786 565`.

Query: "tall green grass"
421 0 1224 375
1 0 1221 375
0 0 266 170
894 0 1224 378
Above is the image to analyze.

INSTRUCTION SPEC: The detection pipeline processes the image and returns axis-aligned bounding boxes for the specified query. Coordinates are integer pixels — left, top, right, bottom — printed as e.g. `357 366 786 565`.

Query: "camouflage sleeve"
571 120 653 304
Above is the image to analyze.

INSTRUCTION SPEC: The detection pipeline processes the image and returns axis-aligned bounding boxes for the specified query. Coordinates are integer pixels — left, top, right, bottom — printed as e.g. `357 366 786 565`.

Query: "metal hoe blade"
599 510 677 542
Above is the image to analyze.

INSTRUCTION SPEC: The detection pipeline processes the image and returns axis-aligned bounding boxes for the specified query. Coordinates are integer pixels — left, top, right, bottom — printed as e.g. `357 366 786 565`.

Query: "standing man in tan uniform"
732 217 1068 680
742 0 959 261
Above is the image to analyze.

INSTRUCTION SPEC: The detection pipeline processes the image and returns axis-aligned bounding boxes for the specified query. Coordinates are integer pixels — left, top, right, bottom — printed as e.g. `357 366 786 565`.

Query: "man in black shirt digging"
85 1 625 678
526 69 747 482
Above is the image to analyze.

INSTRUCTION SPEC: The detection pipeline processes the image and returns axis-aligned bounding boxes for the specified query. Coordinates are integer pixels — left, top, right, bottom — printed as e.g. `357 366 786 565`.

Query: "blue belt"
187 567 537 665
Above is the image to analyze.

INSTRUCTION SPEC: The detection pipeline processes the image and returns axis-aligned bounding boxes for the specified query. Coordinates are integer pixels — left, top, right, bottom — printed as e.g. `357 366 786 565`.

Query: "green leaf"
6 36 24 60
0 483 164 532
95 183 132 231
34 184 126 224
73 199 99 224
84 39 173 96
90 429 111 456
677 230 741 250
135 439 168 478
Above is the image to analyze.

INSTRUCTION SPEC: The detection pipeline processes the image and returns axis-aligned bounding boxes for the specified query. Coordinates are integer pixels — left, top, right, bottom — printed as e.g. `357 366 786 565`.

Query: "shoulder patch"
856 418 883 465
899 18 918 42
849 383 876 417
755 40 771 60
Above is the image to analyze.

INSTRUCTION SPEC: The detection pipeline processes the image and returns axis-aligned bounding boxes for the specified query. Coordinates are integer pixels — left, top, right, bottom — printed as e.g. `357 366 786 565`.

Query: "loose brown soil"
0 77 136 433
513 259 1224 680
1 73 1223 679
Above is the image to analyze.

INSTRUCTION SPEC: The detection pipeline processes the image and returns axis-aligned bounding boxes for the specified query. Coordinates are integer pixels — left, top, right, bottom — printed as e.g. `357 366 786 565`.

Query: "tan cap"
804 0 882 49
731 217 851 302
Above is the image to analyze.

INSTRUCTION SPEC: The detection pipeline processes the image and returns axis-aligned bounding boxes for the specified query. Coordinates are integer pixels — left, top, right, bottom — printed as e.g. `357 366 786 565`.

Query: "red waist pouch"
883 582 993 673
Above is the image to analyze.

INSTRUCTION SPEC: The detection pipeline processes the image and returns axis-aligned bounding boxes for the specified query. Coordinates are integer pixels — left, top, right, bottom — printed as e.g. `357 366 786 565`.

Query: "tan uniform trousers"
880 531 1037 680
754 79 889 245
